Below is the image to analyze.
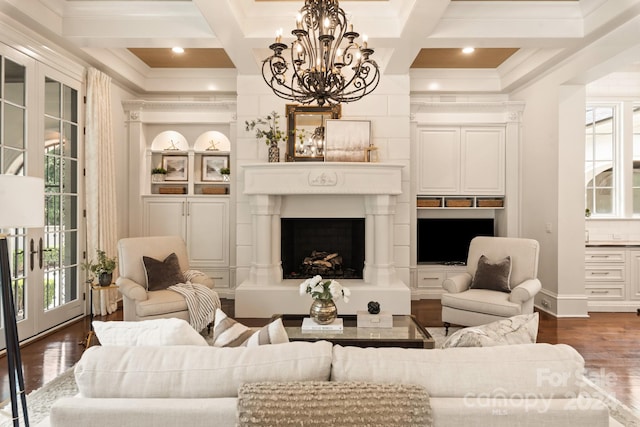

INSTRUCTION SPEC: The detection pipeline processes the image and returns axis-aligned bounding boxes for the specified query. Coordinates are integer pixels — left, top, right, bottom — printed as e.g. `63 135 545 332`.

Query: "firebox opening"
281 218 365 280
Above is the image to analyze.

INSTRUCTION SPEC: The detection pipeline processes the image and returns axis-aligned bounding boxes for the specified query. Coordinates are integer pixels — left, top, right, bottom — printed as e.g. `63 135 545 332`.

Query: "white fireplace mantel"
235 162 411 317
243 162 403 196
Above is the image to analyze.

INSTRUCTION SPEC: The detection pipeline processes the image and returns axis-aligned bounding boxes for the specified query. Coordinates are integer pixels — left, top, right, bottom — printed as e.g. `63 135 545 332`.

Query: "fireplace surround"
235 162 411 317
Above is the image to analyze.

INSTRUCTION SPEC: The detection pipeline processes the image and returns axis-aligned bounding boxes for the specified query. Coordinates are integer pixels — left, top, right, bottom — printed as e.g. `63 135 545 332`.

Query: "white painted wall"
510 79 590 317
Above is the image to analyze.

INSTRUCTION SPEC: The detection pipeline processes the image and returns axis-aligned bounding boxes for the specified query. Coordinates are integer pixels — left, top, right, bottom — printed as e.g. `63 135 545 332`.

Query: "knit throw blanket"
169 281 220 332
238 381 433 427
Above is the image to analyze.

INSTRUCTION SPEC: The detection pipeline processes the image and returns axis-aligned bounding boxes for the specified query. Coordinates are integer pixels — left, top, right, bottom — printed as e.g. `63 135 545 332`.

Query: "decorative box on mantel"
357 310 393 328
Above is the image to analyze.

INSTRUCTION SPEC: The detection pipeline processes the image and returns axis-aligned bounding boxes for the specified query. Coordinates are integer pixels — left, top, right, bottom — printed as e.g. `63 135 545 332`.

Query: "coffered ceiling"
4 0 638 95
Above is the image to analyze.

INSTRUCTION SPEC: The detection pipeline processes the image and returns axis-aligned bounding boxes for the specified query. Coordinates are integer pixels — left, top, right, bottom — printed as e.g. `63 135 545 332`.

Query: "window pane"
45 78 61 118
62 195 77 230
62 159 77 193
595 188 613 214
585 134 594 161
63 85 78 122
62 122 78 158
594 134 614 160
4 59 25 106
634 188 640 215
45 117 61 150
2 148 24 174
3 104 25 150
45 154 60 192
45 195 60 227
595 168 613 187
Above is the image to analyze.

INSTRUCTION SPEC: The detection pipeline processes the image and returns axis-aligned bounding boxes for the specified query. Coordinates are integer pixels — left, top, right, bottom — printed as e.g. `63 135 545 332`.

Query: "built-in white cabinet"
123 100 237 296
417 126 505 196
143 196 230 288
414 264 467 299
584 247 640 311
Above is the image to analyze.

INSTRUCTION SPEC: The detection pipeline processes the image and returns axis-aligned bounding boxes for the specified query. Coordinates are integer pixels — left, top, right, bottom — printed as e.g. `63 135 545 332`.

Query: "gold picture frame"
286 104 342 162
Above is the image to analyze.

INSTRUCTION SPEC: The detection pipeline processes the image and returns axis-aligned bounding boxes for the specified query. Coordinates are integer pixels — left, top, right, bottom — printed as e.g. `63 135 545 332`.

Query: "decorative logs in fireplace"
302 250 343 277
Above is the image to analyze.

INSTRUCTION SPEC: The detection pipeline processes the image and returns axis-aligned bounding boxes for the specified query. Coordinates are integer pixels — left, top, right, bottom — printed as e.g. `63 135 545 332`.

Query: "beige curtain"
85 68 118 315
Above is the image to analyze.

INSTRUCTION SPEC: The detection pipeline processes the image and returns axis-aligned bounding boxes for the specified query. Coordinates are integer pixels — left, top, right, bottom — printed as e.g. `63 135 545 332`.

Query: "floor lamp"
0 175 44 427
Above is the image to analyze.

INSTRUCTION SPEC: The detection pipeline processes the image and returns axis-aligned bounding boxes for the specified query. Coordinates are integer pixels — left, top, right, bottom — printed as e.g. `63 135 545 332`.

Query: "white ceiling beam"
193 0 257 74
383 0 449 75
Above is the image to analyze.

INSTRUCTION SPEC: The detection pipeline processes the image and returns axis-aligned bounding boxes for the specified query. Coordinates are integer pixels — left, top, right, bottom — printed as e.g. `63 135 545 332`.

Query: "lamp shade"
0 175 45 229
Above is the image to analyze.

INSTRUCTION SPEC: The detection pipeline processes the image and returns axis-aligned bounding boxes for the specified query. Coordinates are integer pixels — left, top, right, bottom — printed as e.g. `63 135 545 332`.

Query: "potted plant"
299 275 350 325
151 167 167 182
83 249 117 287
220 167 230 182
245 111 285 162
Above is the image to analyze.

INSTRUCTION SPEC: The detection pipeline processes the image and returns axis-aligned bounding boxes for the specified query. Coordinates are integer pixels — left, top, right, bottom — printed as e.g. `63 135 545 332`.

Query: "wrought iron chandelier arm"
262 0 380 106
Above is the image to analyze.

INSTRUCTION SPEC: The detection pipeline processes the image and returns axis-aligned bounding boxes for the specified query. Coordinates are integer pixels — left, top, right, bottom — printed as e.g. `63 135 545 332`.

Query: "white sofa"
43 341 609 427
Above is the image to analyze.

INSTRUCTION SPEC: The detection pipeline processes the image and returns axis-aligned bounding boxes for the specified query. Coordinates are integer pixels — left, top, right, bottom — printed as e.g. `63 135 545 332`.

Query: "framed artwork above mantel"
285 104 342 162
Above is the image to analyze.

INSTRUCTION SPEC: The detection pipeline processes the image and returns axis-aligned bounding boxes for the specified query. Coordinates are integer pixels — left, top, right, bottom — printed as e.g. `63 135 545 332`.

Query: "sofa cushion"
75 341 333 398
142 252 185 291
330 343 584 398
212 309 289 347
470 255 512 293
237 381 432 427
442 313 539 349
93 318 208 347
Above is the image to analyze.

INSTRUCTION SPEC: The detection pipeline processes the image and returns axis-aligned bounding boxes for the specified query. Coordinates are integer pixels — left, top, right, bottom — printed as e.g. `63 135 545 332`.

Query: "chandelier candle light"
300 275 350 325
262 0 380 106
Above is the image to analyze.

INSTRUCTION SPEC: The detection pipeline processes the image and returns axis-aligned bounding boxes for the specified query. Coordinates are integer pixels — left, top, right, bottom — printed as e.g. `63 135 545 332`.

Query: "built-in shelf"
417 196 504 209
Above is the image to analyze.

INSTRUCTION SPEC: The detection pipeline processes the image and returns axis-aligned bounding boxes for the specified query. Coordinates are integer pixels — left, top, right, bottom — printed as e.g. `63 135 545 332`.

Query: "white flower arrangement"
299 275 351 303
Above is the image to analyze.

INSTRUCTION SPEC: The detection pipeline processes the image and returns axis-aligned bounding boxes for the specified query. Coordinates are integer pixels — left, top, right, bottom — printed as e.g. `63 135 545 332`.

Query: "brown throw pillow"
470 254 512 293
142 252 184 291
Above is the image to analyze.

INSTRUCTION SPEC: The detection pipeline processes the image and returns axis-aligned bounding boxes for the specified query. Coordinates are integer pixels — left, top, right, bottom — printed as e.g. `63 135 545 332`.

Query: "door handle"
38 237 43 269
30 238 44 271
30 238 36 271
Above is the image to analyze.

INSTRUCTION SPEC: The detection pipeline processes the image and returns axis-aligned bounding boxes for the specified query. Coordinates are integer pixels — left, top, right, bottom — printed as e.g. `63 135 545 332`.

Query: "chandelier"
262 0 380 106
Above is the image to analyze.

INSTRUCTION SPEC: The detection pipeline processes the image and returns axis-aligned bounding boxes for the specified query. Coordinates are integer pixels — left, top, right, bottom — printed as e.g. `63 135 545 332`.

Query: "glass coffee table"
272 314 435 349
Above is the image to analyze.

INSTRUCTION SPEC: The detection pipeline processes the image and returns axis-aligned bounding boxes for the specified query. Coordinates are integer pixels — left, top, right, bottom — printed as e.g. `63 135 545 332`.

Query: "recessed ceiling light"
462 47 475 54
172 47 185 54
428 82 440 91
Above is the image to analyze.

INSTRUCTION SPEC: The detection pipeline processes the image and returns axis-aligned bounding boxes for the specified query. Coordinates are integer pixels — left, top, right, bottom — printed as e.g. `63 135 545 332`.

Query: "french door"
0 44 83 349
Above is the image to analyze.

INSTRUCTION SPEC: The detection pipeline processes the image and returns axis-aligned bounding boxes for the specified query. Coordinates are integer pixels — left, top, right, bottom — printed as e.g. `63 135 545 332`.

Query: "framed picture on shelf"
324 120 371 162
162 155 188 181
202 155 229 182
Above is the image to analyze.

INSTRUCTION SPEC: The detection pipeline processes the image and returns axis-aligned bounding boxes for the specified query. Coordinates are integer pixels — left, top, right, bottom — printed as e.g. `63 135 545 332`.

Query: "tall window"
586 103 640 218
1 56 28 320
585 106 615 215
43 78 79 310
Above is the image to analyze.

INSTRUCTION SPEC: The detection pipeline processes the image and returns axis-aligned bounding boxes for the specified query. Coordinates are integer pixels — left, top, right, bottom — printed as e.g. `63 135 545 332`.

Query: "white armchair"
441 236 541 334
116 235 216 322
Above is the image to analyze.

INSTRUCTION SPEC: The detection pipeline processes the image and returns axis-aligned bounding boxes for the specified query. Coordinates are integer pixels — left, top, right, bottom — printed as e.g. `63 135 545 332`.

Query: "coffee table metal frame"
272 314 435 349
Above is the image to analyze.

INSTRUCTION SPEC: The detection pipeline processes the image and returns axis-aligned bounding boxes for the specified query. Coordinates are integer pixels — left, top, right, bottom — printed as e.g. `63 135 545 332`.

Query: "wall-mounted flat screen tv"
417 218 494 264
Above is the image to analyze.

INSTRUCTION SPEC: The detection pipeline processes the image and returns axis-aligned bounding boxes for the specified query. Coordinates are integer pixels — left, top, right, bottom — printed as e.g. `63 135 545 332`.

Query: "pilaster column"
364 195 397 286
248 194 282 285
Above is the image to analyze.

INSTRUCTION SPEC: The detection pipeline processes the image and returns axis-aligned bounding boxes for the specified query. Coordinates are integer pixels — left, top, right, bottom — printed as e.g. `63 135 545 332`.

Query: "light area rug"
0 366 78 427
5 328 639 427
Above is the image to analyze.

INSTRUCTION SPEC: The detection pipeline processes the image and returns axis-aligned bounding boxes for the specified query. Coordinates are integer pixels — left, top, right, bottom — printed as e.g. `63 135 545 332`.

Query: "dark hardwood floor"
2 299 639 415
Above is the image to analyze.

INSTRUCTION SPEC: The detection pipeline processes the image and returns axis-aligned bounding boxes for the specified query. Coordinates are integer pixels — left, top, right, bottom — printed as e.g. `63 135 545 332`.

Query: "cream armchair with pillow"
441 236 541 334
117 235 216 322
